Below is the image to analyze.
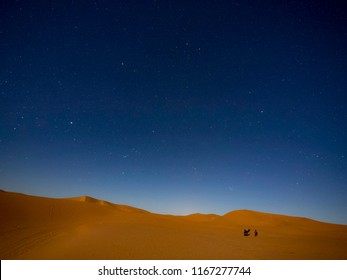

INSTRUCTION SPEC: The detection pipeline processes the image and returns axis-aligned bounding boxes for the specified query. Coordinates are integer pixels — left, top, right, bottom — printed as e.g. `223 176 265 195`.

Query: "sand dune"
68 195 149 213
1 190 346 260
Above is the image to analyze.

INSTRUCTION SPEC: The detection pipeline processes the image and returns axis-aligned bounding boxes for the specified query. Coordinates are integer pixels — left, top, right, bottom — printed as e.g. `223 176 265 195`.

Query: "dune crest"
1 190 347 260
69 195 105 203
68 195 148 213
68 195 118 207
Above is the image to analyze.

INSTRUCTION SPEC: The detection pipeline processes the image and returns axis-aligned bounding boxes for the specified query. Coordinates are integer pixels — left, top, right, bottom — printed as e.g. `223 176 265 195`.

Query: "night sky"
1 0 347 224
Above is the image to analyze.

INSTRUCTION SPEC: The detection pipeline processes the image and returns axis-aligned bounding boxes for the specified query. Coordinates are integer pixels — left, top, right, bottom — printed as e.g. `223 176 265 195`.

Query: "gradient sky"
1 0 346 224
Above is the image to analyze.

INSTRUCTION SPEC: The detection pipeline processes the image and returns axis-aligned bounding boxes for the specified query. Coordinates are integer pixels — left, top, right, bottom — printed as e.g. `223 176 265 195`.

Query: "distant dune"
1 190 346 259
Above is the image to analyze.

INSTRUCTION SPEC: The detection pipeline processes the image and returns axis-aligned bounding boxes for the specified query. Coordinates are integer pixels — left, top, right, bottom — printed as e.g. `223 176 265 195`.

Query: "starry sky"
1 0 347 224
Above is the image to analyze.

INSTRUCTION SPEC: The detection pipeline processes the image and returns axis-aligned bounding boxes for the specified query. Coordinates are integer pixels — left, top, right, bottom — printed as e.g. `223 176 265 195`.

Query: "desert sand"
1 189 346 260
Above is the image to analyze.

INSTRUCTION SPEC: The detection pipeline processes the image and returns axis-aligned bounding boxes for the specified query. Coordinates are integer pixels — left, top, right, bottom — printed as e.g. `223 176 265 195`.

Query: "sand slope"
1 190 346 260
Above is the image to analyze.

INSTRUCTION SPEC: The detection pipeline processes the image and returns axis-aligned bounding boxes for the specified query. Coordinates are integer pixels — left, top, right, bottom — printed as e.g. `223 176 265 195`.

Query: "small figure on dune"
243 229 250 236
254 229 258 237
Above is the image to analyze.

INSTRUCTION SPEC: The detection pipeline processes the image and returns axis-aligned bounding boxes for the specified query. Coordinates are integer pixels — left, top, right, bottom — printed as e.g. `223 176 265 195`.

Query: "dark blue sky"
1 0 347 224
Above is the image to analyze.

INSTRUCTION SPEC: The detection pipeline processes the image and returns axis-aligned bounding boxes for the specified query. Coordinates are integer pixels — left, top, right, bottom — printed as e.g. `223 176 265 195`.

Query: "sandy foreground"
1 190 346 260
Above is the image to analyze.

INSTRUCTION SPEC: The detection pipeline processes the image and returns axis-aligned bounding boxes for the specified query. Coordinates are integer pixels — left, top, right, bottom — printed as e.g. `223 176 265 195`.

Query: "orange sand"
1 190 346 259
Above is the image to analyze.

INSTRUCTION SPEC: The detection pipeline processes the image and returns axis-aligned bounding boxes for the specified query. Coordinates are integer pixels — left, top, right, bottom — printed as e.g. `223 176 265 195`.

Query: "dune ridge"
1 190 347 260
68 195 149 213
